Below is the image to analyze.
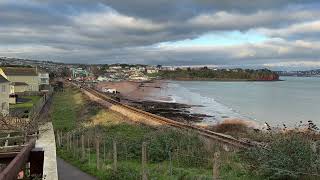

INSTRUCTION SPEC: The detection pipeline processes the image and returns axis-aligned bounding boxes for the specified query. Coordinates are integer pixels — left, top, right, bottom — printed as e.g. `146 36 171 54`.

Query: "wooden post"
69 134 72 151
60 131 63 145
96 137 100 170
113 140 117 172
142 142 147 180
169 150 172 177
103 141 106 162
213 151 220 180
88 137 91 165
73 135 76 157
57 130 61 147
66 134 69 151
81 134 85 159
4 134 10 147
77 136 79 160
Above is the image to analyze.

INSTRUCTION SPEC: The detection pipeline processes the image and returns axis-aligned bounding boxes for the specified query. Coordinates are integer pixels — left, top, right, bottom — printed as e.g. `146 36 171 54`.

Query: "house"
97 76 111 82
101 88 118 94
146 68 159 74
0 74 10 116
38 70 50 91
71 68 89 79
39 71 49 85
0 67 39 92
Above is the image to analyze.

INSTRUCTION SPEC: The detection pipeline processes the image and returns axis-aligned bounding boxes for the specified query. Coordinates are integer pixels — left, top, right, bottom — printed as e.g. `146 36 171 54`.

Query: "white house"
102 88 118 94
0 74 10 116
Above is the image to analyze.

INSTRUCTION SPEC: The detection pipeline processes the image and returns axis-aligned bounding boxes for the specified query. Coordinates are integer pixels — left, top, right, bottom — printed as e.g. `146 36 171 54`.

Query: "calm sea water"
160 77 320 127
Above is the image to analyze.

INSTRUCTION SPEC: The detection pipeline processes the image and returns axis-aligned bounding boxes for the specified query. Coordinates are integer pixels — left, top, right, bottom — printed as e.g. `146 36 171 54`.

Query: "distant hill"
153 68 280 81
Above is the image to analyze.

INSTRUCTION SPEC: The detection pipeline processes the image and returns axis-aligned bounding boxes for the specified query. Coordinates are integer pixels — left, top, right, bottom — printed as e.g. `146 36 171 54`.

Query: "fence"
55 130 222 179
28 89 53 121
0 136 44 180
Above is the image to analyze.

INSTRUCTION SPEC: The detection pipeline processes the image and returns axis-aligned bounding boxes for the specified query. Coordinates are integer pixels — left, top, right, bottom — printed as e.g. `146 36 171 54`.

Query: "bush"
241 133 320 179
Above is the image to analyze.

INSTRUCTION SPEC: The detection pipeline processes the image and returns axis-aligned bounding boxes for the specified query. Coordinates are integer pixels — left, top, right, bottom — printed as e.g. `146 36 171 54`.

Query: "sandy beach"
96 80 261 129
96 80 171 102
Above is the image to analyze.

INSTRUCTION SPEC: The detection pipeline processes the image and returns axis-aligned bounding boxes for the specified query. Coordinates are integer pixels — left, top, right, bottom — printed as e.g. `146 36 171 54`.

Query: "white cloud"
188 9 320 30
263 61 320 68
258 20 320 38
73 9 165 32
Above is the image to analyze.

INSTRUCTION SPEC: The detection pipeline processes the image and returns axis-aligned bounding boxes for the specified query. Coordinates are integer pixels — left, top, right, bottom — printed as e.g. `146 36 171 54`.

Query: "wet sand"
96 80 212 123
96 80 171 101
96 80 259 128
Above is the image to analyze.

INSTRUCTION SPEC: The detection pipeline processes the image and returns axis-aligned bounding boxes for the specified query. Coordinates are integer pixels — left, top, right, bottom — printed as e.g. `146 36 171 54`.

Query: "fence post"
142 142 147 180
66 133 69 151
103 141 106 162
96 137 100 170
213 151 220 180
77 136 79 160
57 130 61 147
73 134 76 157
60 131 63 145
88 137 91 166
113 140 117 172
169 150 172 177
69 134 72 151
81 134 85 159
4 134 10 147
311 142 317 171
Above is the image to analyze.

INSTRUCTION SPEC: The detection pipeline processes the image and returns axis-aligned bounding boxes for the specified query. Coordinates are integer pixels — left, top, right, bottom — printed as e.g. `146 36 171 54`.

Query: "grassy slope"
51 87 260 180
51 87 83 131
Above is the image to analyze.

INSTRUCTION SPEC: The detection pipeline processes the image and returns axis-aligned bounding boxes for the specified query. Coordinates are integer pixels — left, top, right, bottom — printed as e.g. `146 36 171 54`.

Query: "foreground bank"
51 85 320 179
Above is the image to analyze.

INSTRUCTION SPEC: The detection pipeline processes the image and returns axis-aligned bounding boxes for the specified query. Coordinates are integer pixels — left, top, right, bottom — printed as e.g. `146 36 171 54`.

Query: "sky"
1 0 320 70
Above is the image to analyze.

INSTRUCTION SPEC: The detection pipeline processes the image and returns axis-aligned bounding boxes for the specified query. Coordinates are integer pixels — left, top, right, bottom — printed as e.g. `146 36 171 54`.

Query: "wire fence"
55 128 320 179
55 130 221 179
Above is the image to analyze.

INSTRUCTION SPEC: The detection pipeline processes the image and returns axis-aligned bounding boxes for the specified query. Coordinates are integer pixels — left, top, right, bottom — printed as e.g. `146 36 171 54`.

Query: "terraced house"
0 74 10 115
0 67 39 92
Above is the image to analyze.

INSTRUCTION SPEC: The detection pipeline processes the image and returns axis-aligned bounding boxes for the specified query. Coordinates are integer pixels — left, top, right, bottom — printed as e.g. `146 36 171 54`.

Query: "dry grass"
88 109 128 126
211 119 250 132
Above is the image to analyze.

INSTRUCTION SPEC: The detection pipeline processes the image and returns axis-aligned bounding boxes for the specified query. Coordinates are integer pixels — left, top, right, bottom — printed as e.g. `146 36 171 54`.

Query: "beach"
96 80 216 124
96 80 171 102
96 80 258 128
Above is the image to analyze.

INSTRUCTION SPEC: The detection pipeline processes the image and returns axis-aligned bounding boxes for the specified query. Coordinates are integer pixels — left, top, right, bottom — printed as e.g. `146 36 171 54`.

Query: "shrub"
241 133 320 179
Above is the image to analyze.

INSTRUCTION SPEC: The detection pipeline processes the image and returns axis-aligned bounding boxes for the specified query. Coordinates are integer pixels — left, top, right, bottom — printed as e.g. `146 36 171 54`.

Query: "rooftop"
1 67 38 76
11 82 28 86
0 74 9 83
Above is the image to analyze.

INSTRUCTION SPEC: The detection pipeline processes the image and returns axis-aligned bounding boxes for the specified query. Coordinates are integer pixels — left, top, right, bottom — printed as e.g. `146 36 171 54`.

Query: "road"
57 157 97 180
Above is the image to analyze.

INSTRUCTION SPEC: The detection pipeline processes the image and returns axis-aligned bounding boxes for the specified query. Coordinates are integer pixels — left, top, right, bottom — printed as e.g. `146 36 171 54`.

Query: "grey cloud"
0 0 319 68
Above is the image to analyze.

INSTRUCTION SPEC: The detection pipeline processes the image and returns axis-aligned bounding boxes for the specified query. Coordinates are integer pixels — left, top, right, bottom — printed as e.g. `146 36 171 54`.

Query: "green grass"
52 87 261 179
51 87 85 132
9 95 41 109
57 148 214 180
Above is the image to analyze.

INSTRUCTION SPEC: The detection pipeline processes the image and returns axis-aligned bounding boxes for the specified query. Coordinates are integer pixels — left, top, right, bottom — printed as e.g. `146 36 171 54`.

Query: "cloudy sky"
1 0 320 69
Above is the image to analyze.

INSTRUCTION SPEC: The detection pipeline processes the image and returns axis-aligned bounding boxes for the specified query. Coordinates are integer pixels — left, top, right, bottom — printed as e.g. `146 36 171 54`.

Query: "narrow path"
57 157 97 180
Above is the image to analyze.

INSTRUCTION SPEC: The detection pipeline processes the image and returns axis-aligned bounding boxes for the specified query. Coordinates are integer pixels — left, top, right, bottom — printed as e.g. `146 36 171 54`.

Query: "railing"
0 139 44 180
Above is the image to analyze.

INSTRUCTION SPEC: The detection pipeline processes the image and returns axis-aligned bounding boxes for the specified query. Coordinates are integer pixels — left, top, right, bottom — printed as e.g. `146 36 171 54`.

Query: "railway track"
82 86 254 149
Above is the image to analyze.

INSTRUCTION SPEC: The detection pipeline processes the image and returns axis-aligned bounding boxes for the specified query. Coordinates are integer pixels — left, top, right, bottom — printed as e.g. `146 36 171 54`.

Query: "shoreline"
157 78 284 82
96 80 261 128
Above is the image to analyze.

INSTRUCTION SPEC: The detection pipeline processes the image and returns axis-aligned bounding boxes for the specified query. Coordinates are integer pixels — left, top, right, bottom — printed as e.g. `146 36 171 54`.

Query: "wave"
166 81 253 125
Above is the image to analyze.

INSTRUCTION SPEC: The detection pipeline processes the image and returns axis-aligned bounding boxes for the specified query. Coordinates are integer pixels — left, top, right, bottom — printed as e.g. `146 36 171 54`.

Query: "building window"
1 102 6 110
1 85 5 93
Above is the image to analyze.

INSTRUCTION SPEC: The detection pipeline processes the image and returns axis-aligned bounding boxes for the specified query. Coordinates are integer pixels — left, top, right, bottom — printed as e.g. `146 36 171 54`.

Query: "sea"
156 76 320 128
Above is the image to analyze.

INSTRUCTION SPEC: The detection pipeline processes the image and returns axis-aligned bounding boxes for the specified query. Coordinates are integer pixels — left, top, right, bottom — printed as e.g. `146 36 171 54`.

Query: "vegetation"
51 86 320 179
51 87 259 179
9 96 41 109
152 68 279 81
240 132 320 179
51 87 84 131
